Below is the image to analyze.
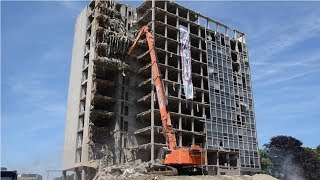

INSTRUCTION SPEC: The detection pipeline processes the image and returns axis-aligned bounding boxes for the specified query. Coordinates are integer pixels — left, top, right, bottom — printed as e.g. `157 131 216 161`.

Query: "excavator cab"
157 147 170 161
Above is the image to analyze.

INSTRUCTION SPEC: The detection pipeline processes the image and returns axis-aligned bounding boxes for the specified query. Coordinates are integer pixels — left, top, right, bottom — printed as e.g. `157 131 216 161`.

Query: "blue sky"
2 0 320 177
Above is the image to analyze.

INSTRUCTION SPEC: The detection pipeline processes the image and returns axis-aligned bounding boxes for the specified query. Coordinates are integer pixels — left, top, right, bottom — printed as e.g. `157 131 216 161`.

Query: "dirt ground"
131 174 278 180
95 160 277 180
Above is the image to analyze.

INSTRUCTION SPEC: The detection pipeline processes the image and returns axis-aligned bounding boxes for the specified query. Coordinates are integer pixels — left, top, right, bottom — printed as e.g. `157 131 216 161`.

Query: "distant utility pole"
46 169 62 180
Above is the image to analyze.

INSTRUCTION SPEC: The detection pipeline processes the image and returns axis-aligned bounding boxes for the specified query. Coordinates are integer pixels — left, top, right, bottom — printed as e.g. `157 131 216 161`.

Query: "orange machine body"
128 26 205 167
164 146 205 165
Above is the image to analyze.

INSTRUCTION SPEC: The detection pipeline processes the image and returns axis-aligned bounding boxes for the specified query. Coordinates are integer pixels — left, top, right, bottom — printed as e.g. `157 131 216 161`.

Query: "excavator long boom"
128 26 177 150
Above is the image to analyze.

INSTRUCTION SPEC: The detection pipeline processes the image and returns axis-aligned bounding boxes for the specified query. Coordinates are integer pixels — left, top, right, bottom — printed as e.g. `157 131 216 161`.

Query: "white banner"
179 25 193 99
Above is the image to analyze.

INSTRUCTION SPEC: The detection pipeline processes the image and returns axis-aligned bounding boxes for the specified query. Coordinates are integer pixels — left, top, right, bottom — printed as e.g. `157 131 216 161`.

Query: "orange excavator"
128 26 206 175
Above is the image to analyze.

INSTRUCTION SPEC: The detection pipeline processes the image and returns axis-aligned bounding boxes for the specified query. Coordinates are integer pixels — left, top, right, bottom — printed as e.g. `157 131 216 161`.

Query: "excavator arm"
128 26 206 173
128 26 177 150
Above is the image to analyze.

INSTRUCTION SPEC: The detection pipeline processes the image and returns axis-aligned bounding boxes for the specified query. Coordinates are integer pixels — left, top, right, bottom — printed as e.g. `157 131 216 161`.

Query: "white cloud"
42 48 65 62
251 12 320 61
6 71 66 132
10 78 53 103
257 69 319 87
251 48 320 86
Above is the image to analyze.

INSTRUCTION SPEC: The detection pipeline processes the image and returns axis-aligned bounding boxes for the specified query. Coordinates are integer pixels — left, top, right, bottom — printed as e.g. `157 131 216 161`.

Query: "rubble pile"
94 160 149 180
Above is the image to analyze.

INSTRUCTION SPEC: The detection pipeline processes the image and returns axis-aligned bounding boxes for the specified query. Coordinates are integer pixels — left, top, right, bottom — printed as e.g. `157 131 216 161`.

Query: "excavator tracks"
175 166 208 175
147 164 178 176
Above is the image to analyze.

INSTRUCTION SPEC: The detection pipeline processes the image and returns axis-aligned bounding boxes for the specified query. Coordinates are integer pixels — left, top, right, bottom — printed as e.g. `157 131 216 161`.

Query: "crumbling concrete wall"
88 0 137 166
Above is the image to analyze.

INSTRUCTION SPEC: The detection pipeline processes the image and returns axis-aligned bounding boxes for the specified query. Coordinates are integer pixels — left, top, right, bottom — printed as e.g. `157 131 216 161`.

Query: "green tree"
259 149 272 174
304 147 317 157
264 135 320 180
316 145 320 159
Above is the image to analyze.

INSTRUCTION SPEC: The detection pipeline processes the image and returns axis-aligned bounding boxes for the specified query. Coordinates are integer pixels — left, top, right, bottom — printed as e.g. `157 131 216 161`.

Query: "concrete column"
165 52 168 96
203 107 206 118
176 6 178 17
179 117 182 147
74 168 80 180
81 168 86 180
164 1 167 11
217 152 219 166
150 0 155 164
191 103 194 116
176 7 178 35
192 135 195 145
191 119 194 132
187 10 190 21
226 153 230 167
187 16 190 33
178 92 182 147
62 171 66 180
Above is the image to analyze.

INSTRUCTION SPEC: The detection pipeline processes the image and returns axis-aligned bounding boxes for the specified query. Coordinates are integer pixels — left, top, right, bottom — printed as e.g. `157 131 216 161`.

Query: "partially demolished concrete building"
62 0 260 179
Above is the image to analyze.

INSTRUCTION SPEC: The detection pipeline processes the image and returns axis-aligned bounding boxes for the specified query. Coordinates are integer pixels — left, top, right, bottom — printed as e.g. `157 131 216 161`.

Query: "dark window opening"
121 102 124 114
116 4 121 12
238 42 243 52
221 36 225 46
167 15 176 27
219 153 227 166
125 92 129 101
230 40 236 50
232 62 240 73
124 137 127 147
231 51 238 62
239 135 243 140
124 121 128 132
124 106 129 116
230 155 238 166
120 117 123 130
122 76 126 84
121 87 125 99
242 77 246 88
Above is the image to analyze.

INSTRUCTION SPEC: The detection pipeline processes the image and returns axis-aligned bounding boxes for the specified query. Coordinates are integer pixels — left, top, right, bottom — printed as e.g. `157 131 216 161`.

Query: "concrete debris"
95 21 134 42
90 110 114 119
94 159 149 180
95 1 134 59
92 171 277 180
95 35 131 58
89 0 135 161
97 15 125 33
93 78 114 86
96 1 120 19
141 174 277 180
89 143 114 162
99 146 114 166
92 79 115 96
92 94 115 107
94 57 130 72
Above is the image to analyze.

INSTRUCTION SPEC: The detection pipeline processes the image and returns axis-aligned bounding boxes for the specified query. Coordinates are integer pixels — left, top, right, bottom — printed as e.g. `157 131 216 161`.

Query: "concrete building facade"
62 0 260 178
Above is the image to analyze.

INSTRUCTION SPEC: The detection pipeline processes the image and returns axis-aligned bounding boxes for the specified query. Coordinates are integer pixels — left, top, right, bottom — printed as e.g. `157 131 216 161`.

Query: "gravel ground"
132 174 278 180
